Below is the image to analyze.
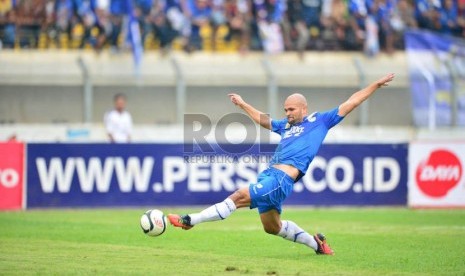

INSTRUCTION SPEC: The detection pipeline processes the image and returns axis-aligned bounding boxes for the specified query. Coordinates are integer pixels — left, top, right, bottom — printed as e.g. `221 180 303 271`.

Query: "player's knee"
263 224 280 235
236 189 248 200
229 188 250 208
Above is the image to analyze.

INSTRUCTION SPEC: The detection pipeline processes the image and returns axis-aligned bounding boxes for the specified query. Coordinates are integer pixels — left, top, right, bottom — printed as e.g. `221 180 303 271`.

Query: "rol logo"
415 149 463 198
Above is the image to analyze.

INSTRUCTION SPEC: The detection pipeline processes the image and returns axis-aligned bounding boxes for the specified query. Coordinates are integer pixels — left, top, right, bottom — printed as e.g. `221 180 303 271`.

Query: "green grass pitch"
1 208 464 275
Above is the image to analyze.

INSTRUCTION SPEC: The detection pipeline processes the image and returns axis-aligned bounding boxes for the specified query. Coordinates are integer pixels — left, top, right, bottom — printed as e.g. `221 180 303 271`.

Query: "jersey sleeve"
271 118 287 134
320 107 344 129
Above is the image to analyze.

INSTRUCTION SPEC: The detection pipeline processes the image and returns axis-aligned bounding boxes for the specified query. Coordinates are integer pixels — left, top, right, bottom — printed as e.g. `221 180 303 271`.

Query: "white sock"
278 220 318 251
189 198 237 225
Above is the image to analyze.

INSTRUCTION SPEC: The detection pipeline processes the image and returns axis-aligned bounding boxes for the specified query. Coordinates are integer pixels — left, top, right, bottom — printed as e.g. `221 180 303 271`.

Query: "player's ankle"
182 215 192 226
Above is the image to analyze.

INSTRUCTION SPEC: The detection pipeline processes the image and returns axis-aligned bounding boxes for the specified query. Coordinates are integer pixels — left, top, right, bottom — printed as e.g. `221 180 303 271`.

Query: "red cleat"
314 233 334 255
167 214 193 230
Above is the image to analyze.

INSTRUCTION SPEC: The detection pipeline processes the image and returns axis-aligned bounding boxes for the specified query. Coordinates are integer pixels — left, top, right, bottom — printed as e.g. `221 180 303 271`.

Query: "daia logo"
415 149 462 198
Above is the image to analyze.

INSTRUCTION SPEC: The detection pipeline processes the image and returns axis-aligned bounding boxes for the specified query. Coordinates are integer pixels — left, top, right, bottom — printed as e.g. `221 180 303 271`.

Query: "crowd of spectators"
0 0 464 56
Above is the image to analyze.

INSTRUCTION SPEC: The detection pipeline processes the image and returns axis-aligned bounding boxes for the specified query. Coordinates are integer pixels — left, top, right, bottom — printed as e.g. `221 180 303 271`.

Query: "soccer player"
168 73 395 255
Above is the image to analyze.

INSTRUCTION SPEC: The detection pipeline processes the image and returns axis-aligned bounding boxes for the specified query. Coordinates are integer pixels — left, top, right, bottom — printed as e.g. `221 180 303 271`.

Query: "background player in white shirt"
104 93 132 143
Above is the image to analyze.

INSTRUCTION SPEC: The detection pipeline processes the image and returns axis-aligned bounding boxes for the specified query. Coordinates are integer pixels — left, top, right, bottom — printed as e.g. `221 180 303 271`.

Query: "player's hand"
377 73 395 88
228 93 244 107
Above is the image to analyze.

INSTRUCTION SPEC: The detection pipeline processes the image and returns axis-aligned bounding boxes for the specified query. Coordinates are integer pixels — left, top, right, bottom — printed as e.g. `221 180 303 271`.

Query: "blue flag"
126 0 143 74
405 30 465 127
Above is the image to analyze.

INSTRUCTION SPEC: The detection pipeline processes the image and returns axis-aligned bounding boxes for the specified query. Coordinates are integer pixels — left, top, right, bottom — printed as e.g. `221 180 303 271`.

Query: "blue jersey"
269 107 344 181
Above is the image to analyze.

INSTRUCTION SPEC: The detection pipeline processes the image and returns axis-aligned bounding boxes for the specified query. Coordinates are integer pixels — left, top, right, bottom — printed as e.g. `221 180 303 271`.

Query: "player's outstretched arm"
228 93 272 130
338 73 395 117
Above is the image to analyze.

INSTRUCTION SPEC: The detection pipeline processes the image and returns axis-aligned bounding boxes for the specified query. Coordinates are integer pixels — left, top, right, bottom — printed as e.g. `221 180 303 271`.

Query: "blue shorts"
249 167 295 214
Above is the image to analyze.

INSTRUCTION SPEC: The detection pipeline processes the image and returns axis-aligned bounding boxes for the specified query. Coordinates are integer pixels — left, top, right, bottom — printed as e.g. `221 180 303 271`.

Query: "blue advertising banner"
405 30 465 127
26 143 408 208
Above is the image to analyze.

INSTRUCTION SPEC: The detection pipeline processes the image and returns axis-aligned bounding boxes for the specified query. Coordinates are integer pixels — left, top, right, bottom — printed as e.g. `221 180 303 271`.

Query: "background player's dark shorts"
249 167 295 214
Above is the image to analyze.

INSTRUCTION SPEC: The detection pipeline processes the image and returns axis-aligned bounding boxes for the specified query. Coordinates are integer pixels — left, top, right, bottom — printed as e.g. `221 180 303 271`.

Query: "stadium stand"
0 0 464 55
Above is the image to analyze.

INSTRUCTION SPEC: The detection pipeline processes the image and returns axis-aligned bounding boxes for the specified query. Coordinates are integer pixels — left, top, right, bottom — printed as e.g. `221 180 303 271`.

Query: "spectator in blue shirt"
252 0 286 53
76 0 99 48
440 0 459 35
414 0 436 29
0 0 16 48
134 0 153 45
301 0 321 29
186 0 212 50
348 0 369 49
369 0 396 54
109 0 128 50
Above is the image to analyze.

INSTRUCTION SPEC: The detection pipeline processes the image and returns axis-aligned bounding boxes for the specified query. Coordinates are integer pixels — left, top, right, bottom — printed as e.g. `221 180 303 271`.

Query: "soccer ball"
140 209 167 237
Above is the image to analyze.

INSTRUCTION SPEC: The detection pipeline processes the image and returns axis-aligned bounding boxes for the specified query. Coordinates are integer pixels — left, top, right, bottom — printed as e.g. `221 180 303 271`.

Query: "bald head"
284 93 308 124
285 93 307 108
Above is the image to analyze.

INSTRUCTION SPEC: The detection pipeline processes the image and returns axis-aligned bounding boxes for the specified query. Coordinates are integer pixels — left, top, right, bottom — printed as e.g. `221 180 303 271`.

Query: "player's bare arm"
338 73 395 117
228 93 272 130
